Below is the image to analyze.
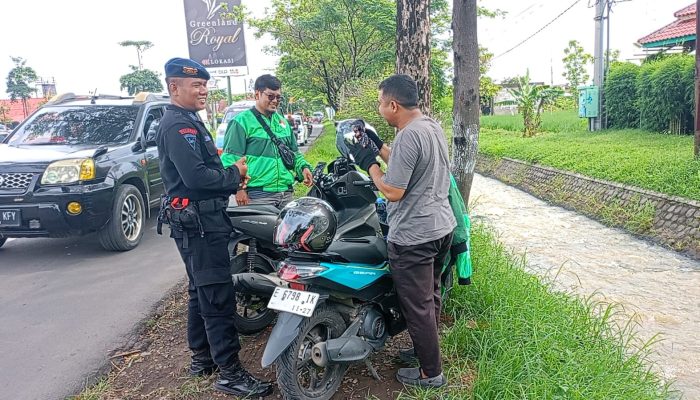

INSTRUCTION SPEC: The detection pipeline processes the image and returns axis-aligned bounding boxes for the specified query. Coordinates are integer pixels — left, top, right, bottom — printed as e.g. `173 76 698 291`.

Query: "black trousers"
174 231 240 368
388 232 453 378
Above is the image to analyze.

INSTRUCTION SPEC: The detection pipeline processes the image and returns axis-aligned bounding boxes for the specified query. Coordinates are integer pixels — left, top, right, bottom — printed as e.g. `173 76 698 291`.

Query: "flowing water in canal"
470 174 700 399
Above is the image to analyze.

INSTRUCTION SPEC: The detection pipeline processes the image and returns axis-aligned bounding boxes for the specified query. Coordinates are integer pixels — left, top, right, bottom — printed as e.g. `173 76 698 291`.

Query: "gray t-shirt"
383 116 456 246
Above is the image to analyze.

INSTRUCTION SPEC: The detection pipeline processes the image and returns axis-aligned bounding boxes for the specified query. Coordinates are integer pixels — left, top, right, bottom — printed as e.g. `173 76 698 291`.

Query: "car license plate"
267 287 320 317
0 209 20 227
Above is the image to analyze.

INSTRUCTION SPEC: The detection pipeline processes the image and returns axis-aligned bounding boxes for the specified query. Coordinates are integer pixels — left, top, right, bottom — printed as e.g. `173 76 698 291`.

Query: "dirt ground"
97 282 414 399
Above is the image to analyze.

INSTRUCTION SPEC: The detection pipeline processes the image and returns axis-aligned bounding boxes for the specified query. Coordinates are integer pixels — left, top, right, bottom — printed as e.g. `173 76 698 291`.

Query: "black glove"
364 128 384 150
348 142 380 173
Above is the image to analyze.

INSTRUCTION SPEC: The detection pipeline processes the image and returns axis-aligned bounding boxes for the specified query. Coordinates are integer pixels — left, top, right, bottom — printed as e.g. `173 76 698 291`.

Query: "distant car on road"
312 111 324 123
215 101 256 150
0 92 170 250
291 114 307 146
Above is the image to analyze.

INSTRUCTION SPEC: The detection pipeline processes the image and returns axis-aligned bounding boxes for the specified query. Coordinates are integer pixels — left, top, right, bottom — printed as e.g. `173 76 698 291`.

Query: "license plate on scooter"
267 287 320 317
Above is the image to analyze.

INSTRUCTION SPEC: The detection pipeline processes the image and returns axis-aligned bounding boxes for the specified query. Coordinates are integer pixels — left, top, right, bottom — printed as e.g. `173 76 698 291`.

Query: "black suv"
0 92 170 251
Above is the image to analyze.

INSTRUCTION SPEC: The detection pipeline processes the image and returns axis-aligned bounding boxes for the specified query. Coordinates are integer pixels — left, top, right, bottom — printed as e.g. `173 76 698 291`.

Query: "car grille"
0 173 34 190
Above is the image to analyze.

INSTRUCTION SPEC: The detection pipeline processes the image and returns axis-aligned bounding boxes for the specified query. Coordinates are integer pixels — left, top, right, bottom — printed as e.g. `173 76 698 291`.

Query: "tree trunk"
396 0 431 114
451 0 480 203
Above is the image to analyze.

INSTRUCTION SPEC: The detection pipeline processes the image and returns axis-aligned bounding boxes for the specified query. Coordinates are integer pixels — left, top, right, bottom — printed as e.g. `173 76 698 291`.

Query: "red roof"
0 98 45 123
638 3 696 47
675 3 696 17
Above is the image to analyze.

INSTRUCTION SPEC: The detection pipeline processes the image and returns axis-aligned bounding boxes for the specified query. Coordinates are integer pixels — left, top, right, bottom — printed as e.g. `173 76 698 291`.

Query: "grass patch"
426 225 669 399
599 196 657 234
479 128 700 201
67 377 113 400
481 110 587 133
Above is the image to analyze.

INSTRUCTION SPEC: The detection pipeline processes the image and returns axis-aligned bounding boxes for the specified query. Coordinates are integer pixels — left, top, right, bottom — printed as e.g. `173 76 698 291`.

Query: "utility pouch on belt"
157 196 203 248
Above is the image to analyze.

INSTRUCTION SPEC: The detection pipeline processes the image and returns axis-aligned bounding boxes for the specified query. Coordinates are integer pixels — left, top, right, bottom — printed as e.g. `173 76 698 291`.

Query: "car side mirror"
146 120 160 147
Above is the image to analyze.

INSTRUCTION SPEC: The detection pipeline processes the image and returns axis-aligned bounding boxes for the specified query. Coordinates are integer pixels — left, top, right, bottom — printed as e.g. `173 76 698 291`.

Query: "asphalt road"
0 220 184 399
0 123 325 400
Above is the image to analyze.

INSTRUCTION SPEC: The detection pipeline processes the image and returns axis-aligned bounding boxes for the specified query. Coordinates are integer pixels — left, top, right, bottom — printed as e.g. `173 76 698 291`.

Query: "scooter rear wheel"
230 253 277 335
276 305 348 400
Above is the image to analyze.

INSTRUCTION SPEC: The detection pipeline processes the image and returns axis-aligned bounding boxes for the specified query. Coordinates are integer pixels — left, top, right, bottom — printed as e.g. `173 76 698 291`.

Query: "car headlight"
41 159 96 185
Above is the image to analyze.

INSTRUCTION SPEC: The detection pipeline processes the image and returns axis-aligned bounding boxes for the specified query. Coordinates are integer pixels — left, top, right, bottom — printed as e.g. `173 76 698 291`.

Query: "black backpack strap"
251 107 285 148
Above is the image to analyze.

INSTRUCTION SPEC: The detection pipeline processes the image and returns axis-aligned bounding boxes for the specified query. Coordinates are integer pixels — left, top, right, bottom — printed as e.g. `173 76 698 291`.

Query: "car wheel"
98 184 145 251
0 238 6 249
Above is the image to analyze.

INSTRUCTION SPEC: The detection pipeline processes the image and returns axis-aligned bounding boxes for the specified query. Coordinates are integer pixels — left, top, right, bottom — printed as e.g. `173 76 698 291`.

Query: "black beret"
164 57 210 80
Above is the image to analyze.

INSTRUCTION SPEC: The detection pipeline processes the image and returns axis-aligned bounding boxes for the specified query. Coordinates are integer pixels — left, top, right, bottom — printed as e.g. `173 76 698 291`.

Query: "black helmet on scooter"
273 197 337 252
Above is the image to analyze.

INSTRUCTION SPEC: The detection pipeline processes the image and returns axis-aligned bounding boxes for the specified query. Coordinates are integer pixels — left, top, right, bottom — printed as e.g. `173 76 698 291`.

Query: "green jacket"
221 109 311 192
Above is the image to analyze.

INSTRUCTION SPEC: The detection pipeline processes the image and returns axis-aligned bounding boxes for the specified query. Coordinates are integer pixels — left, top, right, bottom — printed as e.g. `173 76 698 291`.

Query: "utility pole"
550 58 554 85
592 0 606 131
695 0 700 158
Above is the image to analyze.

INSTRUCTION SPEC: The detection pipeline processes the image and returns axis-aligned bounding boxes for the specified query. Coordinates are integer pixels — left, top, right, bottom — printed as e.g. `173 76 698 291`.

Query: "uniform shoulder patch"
179 127 198 135
178 127 198 149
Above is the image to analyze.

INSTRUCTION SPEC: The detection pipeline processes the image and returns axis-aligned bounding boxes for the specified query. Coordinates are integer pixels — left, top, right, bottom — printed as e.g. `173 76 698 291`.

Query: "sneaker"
398 347 418 364
396 367 447 388
214 363 273 397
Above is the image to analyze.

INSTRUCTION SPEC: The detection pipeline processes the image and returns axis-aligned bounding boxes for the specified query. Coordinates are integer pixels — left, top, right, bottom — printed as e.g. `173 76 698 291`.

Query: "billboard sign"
183 0 247 69
208 66 249 77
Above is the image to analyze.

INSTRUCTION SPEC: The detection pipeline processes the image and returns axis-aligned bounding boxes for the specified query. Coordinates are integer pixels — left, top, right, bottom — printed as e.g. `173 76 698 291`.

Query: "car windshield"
8 105 139 146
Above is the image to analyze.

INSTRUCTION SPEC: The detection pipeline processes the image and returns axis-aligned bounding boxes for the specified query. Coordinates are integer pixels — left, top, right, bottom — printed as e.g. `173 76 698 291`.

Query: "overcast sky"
0 0 694 98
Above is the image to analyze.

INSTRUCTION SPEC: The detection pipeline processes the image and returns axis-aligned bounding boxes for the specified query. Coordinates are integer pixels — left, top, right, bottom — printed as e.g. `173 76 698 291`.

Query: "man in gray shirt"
349 74 456 388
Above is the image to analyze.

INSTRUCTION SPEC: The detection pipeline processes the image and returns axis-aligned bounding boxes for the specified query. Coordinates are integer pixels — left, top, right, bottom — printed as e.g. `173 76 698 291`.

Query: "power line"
494 0 584 59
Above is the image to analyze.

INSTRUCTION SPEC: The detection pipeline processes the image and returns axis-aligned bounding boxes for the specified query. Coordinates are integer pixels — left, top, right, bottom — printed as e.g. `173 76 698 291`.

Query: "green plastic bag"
447 175 473 285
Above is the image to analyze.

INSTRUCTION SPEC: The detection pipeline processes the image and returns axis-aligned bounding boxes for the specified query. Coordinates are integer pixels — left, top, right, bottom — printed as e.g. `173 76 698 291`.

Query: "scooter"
253 154 454 400
227 119 387 335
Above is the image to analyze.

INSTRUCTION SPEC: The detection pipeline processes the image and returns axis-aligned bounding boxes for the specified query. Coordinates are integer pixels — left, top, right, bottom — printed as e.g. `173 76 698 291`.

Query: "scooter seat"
226 204 280 216
327 236 387 266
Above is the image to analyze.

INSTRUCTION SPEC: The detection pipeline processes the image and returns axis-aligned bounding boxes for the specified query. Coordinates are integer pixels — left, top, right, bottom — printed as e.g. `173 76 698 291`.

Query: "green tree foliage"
241 0 396 111
508 71 563 137
118 40 162 95
119 66 163 95
335 77 393 141
6 57 38 118
429 0 452 116
479 47 500 111
606 55 694 133
638 55 694 132
605 49 621 64
562 40 593 91
604 62 640 129
119 40 154 70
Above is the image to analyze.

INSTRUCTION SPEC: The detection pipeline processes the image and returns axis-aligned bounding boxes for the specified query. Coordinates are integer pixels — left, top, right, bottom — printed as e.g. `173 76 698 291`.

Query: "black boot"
214 362 273 397
190 349 217 377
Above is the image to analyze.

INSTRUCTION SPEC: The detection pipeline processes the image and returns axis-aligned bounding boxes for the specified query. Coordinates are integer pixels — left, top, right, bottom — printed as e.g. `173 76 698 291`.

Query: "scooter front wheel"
276 305 348 400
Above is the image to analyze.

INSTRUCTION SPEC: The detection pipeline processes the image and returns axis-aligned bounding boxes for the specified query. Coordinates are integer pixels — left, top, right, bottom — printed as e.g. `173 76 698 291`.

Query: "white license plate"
267 287 320 317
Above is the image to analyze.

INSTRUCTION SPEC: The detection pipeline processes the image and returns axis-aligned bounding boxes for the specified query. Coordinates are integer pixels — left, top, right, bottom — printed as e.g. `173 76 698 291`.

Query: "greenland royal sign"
183 0 247 70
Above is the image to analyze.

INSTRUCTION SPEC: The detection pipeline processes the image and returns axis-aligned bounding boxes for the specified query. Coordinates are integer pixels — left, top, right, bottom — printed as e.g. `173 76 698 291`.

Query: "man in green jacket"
221 75 313 207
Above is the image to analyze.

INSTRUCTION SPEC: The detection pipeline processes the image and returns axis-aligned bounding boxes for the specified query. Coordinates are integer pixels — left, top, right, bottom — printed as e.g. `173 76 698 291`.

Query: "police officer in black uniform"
157 57 273 398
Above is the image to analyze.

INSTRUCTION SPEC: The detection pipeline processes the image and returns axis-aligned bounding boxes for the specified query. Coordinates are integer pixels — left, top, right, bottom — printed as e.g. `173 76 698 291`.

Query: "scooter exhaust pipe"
232 272 289 295
311 337 374 367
